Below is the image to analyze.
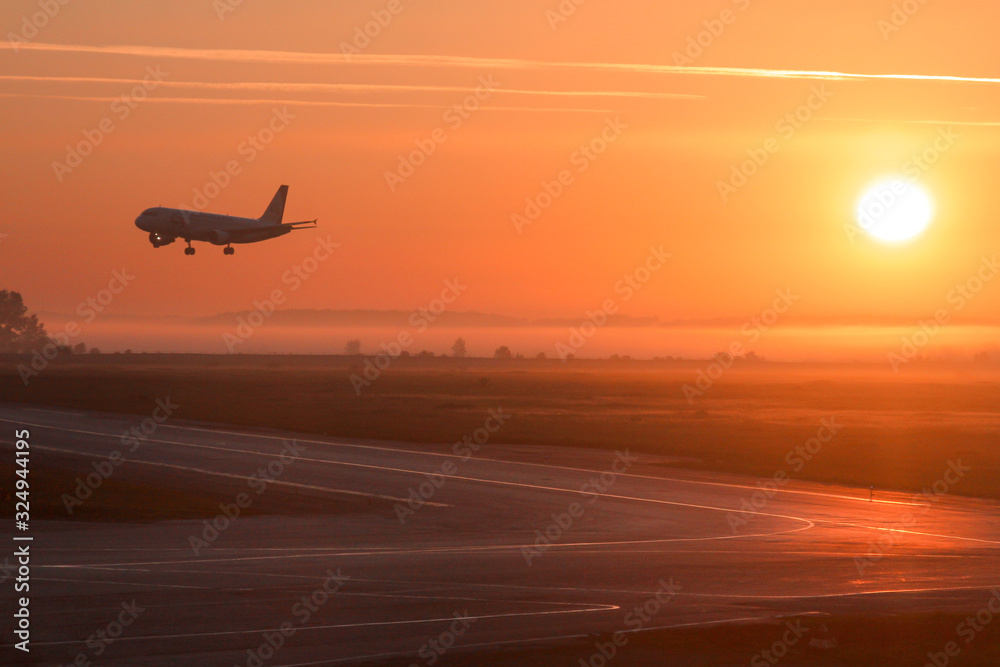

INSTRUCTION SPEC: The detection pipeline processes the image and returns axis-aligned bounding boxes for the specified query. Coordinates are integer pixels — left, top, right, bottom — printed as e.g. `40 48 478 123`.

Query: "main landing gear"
184 241 196 256
224 245 235 256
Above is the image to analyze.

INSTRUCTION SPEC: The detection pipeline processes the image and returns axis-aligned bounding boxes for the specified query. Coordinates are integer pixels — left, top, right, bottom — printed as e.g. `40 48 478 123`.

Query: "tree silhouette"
494 346 513 359
451 338 468 358
0 290 49 353
345 339 362 356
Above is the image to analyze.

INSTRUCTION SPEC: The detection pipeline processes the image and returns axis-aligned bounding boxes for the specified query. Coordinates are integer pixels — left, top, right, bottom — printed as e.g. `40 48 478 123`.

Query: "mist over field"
35 309 1000 362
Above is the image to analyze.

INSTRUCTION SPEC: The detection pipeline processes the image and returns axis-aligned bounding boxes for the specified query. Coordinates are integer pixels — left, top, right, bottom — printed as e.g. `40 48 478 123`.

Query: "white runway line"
26 441 444 507
21 604 621 648
6 416 818 537
273 614 779 667
4 403 1000 665
0 406 922 507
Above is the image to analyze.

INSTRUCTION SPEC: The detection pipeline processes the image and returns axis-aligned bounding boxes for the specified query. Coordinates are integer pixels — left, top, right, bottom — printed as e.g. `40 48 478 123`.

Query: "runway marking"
39 567 1000 611
9 410 997 574
39 518 812 569
18 411 1000 555
248 573 1000 605
33 547 973 561
64 565 619 609
16 406 88 417
5 405 999 663
23 441 446 507
679 582 1000 600
21 604 621 648
33 576 246 591
274 614 779 667
815 519 1000 546
5 417 818 542
0 407 924 507
162 423 912 505
9 419 992 558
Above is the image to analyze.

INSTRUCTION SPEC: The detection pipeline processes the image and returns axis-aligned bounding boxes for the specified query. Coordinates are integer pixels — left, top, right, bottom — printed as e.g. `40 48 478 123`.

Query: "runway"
2 403 1000 666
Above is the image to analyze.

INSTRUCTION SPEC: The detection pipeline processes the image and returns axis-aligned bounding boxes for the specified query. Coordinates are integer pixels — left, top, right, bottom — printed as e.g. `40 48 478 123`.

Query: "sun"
855 178 935 244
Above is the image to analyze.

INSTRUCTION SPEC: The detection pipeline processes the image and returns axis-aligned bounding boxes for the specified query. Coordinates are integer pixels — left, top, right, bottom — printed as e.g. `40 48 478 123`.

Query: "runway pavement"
1 403 999 665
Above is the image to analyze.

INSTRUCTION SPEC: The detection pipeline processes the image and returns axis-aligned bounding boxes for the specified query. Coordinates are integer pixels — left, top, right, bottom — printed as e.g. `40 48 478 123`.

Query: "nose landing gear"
184 240 195 256
224 246 235 256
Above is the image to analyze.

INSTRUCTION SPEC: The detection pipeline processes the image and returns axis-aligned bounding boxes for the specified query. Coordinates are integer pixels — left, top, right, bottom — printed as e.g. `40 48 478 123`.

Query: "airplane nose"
135 215 150 231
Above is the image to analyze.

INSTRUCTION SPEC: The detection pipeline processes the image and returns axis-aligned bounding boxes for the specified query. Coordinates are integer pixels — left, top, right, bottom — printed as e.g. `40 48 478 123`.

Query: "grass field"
3 354 999 501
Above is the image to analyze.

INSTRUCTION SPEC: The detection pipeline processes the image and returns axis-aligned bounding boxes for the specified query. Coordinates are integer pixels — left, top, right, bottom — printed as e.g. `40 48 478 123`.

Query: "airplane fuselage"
135 208 292 246
134 185 315 256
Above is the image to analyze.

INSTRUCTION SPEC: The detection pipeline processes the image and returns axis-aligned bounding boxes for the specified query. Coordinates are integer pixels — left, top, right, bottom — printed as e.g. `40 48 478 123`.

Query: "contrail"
3 42 1000 85
0 92 613 114
0 74 704 101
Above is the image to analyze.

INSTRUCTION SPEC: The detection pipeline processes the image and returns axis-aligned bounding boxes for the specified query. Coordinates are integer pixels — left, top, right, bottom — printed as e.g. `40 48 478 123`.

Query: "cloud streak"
4 42 1000 86
0 92 612 113
0 74 703 101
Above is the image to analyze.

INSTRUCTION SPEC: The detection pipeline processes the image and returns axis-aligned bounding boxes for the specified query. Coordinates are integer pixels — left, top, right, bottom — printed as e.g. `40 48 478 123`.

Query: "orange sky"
2 0 999 358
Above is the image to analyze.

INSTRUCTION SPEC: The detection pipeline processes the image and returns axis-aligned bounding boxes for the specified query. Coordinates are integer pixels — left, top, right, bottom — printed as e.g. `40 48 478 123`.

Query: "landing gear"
224 246 235 256
184 240 195 256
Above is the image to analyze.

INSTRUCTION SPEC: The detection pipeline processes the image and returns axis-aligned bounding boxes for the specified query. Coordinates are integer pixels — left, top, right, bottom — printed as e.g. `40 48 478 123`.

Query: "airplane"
134 185 317 256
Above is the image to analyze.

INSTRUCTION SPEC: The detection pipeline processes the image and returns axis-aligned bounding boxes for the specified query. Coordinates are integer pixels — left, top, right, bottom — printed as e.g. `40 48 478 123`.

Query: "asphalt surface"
1 403 999 666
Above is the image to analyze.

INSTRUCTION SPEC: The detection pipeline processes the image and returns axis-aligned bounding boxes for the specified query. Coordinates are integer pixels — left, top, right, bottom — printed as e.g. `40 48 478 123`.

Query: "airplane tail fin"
260 185 289 225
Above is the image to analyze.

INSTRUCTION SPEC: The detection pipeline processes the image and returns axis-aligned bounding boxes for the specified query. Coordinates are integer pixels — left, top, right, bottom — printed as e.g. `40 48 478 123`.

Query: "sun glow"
855 178 935 244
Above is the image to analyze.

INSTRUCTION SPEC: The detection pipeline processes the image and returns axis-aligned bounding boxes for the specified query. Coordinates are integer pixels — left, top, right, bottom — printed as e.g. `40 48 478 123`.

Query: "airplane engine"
209 230 231 246
149 232 176 248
